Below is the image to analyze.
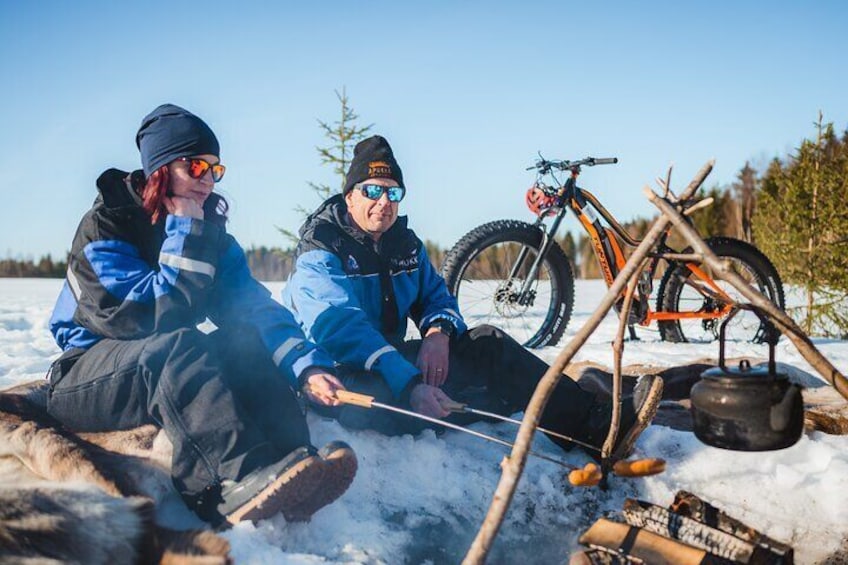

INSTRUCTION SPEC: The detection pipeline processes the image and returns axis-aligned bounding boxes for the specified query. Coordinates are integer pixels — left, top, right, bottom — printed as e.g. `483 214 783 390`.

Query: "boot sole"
285 444 358 522
224 454 326 526
612 376 664 461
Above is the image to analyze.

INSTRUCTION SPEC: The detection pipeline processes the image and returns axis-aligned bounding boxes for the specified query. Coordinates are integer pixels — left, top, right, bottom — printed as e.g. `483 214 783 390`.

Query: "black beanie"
343 135 404 195
135 104 220 177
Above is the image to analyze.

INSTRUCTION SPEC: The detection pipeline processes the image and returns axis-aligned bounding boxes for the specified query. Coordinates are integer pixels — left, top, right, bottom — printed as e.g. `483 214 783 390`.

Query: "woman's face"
167 154 218 206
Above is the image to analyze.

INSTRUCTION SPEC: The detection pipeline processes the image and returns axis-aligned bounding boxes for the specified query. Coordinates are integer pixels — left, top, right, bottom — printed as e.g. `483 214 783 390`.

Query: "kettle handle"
718 306 779 373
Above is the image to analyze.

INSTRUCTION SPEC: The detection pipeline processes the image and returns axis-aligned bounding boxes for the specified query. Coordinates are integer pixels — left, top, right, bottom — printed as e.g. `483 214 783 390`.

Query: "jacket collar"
95 168 145 210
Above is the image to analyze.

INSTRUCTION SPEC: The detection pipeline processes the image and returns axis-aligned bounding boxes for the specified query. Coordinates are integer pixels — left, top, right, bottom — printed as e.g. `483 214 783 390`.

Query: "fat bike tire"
656 237 785 344
441 220 575 348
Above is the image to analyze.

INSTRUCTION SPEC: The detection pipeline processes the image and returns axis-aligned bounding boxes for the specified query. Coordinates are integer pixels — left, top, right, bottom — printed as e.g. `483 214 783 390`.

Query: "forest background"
6 108 846 335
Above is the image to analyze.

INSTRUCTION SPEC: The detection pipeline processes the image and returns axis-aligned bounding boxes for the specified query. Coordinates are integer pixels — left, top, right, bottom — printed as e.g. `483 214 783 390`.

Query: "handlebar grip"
593 157 618 165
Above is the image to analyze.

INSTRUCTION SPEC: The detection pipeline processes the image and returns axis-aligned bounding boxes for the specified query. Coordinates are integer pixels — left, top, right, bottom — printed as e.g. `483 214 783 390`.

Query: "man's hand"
416 328 450 386
164 195 205 220
301 367 346 407
409 383 453 418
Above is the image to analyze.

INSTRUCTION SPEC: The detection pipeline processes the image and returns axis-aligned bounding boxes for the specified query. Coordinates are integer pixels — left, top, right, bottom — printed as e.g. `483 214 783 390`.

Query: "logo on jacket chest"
346 255 360 273
390 254 418 271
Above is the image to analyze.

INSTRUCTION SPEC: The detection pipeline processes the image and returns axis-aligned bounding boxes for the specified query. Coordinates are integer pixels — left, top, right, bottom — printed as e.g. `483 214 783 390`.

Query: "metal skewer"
335 390 578 470
331 390 665 484
438 399 601 453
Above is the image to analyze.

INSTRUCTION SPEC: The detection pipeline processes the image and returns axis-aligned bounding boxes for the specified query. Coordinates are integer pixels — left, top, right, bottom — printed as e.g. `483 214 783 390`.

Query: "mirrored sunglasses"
356 183 405 202
178 157 226 182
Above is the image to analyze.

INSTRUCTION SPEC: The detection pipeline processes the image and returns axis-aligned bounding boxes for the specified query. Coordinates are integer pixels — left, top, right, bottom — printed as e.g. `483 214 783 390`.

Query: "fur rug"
1 361 843 563
0 380 231 564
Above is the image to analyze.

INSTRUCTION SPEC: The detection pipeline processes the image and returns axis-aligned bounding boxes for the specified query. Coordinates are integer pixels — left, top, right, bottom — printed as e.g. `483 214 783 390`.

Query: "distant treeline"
0 248 298 281
0 255 68 277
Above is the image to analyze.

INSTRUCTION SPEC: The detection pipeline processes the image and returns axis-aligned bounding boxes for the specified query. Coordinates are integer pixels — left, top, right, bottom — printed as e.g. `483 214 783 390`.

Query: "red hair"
140 165 170 224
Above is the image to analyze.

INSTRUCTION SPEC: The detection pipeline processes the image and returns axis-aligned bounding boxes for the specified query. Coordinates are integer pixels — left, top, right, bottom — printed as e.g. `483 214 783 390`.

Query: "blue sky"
1 0 846 259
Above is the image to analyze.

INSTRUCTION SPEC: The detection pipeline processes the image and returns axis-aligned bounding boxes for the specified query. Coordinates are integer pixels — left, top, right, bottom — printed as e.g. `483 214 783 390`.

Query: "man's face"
344 178 401 241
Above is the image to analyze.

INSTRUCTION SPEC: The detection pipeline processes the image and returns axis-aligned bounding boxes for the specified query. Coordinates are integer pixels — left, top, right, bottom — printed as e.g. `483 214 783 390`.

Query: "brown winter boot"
284 441 358 522
577 374 664 460
218 446 327 527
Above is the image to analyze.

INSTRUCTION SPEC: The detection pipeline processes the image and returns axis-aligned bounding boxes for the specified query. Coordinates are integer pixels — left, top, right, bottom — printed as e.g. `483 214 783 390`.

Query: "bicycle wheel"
656 237 785 343
442 220 575 348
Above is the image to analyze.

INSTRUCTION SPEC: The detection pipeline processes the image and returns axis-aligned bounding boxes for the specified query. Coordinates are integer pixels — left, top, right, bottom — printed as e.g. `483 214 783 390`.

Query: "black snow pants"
46 325 311 504
325 324 600 447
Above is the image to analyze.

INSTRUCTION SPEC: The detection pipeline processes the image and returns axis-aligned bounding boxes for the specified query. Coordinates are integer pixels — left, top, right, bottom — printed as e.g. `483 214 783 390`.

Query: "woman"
47 104 354 527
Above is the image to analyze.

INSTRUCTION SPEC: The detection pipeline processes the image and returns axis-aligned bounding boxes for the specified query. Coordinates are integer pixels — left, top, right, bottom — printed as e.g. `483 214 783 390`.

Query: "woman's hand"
164 195 205 220
416 329 450 386
302 368 346 407
409 383 452 418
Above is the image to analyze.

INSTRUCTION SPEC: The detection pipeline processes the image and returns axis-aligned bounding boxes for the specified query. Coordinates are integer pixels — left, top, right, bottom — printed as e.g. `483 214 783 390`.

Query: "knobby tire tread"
655 237 785 343
441 220 575 348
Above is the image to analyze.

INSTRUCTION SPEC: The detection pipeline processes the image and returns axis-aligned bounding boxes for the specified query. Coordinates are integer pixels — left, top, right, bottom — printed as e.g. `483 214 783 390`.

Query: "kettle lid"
702 359 781 379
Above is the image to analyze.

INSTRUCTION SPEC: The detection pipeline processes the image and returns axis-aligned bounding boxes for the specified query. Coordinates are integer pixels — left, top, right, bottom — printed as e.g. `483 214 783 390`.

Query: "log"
578 518 730 565
622 498 790 564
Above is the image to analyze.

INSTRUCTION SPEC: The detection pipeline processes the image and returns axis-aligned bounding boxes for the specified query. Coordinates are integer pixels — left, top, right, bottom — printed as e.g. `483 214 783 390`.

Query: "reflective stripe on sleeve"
66 267 83 299
365 345 395 371
273 337 305 366
159 252 216 278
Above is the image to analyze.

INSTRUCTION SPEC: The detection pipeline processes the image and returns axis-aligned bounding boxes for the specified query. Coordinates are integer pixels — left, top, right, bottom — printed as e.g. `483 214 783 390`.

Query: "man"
282 135 661 458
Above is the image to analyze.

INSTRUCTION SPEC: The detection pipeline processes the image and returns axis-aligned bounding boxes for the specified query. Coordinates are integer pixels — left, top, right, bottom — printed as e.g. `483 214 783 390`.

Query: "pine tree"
310 87 374 198
279 88 373 243
688 185 736 238
753 113 848 336
732 162 757 243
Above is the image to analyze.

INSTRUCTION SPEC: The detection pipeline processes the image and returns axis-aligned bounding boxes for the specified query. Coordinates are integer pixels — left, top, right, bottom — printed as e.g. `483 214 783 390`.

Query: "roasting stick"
437 398 600 453
333 390 665 486
439 398 666 478
335 391 579 470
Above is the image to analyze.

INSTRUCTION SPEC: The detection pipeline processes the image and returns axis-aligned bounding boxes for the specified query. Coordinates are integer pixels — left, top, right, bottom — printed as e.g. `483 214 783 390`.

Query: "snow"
2 278 847 563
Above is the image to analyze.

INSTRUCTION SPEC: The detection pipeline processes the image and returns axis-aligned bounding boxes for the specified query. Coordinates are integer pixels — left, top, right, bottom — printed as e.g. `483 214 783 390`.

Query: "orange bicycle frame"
565 170 735 326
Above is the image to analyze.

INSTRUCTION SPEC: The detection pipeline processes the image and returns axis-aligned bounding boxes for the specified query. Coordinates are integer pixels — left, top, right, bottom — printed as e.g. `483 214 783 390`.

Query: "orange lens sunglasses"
178 157 226 182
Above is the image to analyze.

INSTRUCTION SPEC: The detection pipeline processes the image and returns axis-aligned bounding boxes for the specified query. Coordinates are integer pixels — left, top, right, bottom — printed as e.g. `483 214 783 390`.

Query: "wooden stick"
602 260 644 460
656 252 704 262
645 188 848 400
335 390 375 408
683 196 714 216
462 160 715 565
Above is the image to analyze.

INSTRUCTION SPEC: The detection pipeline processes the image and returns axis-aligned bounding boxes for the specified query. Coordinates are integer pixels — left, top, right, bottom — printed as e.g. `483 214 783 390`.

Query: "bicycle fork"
512 214 568 303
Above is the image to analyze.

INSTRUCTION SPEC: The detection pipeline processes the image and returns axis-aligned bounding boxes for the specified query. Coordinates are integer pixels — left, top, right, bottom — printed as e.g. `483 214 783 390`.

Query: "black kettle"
690 308 804 451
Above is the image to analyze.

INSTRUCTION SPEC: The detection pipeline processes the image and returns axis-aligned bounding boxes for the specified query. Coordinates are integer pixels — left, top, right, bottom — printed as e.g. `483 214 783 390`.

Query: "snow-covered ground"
1 278 847 563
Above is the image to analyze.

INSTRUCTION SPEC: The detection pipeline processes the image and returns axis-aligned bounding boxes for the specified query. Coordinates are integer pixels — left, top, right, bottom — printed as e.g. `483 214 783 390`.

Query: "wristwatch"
427 319 455 339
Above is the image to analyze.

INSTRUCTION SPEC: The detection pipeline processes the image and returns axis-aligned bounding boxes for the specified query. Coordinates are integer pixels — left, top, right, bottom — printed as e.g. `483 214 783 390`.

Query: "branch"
602 259 647 460
645 188 848 400
463 161 715 564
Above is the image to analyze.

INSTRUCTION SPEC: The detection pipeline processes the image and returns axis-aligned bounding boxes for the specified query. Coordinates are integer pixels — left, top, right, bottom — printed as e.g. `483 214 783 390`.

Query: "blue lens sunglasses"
355 183 406 202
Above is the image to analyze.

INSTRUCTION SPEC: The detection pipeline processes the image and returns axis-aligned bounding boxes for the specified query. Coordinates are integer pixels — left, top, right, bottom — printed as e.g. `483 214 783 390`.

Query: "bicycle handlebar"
526 156 618 172
592 157 618 165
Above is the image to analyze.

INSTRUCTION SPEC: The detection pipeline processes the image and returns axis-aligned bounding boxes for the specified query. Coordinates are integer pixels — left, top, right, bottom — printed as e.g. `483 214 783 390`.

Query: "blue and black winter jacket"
281 194 467 397
50 168 333 387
